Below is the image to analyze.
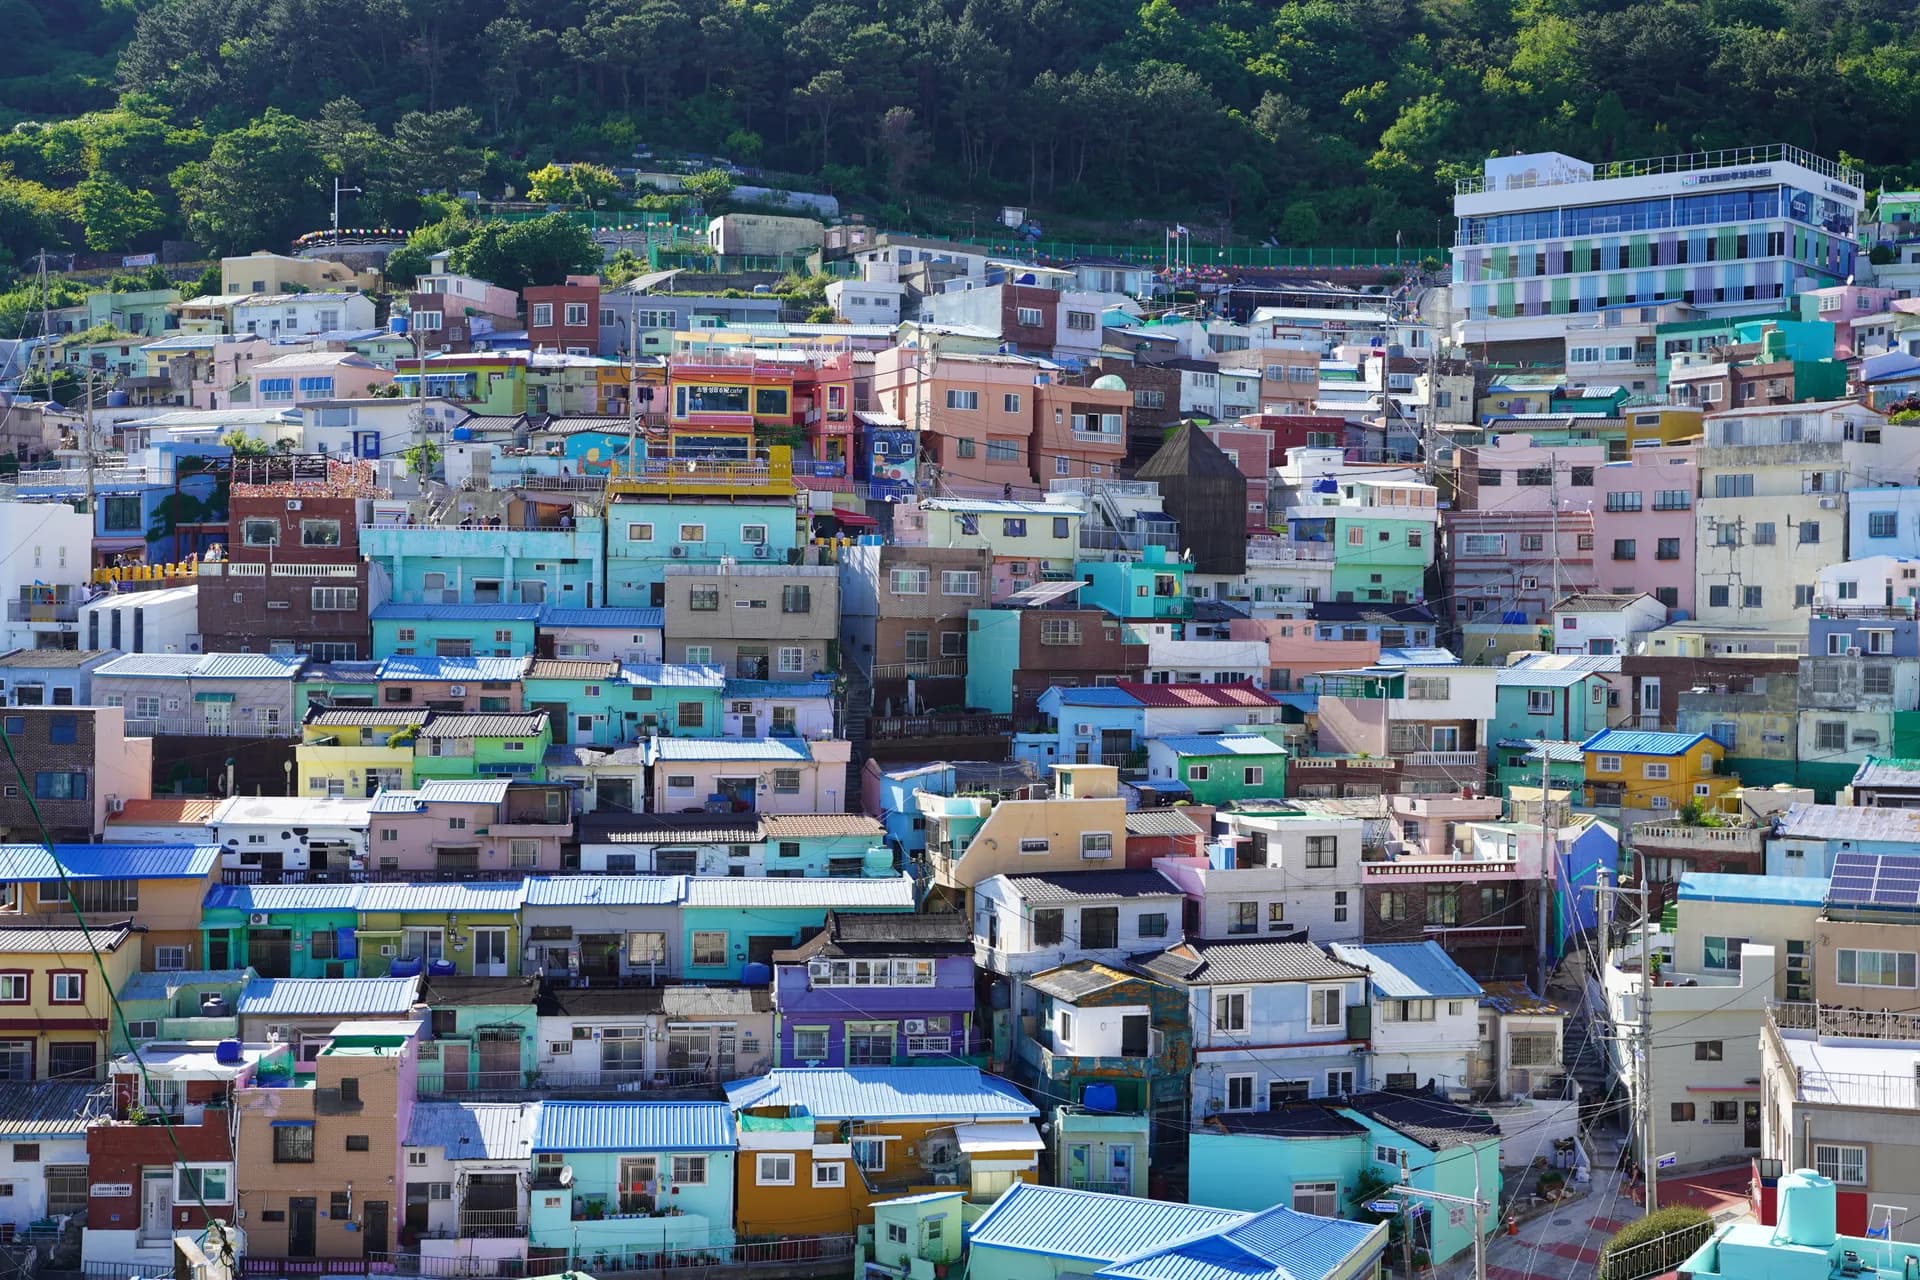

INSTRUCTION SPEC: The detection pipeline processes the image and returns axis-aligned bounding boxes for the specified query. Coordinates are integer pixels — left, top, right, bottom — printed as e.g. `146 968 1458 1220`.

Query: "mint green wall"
966 610 1021 715
527 1149 736 1258
1346 1113 1500 1267
1328 517 1430 603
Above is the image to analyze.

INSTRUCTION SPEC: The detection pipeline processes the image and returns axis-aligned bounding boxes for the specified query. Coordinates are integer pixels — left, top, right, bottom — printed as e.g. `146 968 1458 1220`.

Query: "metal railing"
236 1235 856 1278
869 713 1011 740
1771 999 1920 1042
1598 1221 1716 1280
124 717 293 738
1399 750 1482 767
6 600 80 622
1067 1178 1133 1196
454 1209 526 1238
1078 528 1181 553
871 658 966 681
416 1067 720 1099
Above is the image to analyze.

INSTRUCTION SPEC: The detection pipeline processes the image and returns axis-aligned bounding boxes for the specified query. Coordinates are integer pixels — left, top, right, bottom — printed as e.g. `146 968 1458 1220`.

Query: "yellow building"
1580 728 1732 813
0 923 141 1080
921 764 1126 914
296 709 425 797
1623 404 1704 448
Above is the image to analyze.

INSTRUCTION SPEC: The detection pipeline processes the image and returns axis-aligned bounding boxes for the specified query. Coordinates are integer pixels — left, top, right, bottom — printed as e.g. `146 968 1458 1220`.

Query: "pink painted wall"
1228 618 1378 691
1589 444 1698 615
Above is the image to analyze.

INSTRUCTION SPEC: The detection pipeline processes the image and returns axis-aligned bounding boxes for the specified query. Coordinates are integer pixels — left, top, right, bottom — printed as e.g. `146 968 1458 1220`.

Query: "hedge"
1598 1207 1714 1280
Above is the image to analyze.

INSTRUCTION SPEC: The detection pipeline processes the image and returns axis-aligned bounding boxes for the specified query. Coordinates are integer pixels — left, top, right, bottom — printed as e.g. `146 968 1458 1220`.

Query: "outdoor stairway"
841 664 872 804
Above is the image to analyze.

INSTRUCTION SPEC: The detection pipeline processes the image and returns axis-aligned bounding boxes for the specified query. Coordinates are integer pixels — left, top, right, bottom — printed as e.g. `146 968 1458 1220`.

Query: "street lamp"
333 179 363 234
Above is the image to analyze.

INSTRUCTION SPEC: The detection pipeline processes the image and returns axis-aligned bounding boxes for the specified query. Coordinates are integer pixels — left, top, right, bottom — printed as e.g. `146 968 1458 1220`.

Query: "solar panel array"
1826 850 1920 912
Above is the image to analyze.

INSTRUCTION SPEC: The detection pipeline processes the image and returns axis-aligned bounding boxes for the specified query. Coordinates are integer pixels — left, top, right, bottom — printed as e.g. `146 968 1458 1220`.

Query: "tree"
391 108 486 192
448 214 599 292
568 163 622 207
384 244 430 288
75 175 165 252
681 167 735 205
792 70 852 169
526 163 577 206
172 111 328 255
176 262 222 302
876 107 929 192
402 437 442 477
219 429 269 456
1279 200 1322 244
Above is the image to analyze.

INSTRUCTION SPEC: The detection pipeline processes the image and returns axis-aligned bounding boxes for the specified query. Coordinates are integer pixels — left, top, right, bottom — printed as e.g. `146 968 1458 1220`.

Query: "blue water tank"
428 958 458 976
105 390 129 407
215 1039 244 1065
741 961 772 986
391 315 410 334
388 957 423 977
450 426 473 442
1082 1084 1119 1113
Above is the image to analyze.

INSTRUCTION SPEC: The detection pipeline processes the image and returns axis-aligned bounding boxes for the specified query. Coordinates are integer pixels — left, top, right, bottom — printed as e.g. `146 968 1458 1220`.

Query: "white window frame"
1223 1073 1256 1112
756 1154 794 1186
1308 986 1343 1030
1814 1142 1866 1186
811 1161 844 1187
1213 988 1248 1033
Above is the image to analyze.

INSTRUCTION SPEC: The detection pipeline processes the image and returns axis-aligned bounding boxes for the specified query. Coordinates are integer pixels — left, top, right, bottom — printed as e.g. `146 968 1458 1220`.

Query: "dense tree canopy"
2 0 1920 274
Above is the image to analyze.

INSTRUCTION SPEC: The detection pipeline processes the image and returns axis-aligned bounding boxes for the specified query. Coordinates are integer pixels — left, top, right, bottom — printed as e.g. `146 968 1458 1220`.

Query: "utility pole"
1536 744 1556 996
1389 1155 1489 1280
625 308 640 477
1589 870 1658 1212
332 179 362 234
81 368 95 517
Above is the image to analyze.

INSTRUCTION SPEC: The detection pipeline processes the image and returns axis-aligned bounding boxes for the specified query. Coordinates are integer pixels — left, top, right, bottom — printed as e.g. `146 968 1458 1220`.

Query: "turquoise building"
619 663 727 739
524 658 627 746
1490 666 1610 744
87 287 181 338
201 884 362 980
1285 478 1438 606
1075 545 1190 621
1493 739 1585 798
528 1101 736 1265
965 609 1022 714
605 495 800 607
679 875 916 982
416 976 540 1093
372 602 543 660
1189 1091 1502 1266
359 518 608 609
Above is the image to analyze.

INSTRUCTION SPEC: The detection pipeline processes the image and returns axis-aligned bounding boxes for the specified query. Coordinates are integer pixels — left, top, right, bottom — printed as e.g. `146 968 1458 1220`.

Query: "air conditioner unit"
1075 723 1095 736
903 1018 927 1035
1819 497 1840 509
670 546 688 558
752 544 770 558
732 701 753 713
286 500 303 511
249 913 271 926
379 944 397 957
807 960 832 979
932 1172 959 1185
448 684 467 696
105 797 123 814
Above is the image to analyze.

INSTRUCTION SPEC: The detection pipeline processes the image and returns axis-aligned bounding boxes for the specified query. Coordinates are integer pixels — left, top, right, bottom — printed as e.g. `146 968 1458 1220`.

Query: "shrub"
1598 1206 1712 1280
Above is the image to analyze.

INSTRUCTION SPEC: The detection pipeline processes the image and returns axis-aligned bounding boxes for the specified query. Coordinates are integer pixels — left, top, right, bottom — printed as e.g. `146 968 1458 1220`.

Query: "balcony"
455 1209 526 1239
606 453 796 498
1399 750 1482 768
869 712 1011 741
1364 857 1519 878
871 658 966 681
1246 536 1334 564
416 1066 720 1099
126 716 293 738
6 600 80 623
1631 822 1765 855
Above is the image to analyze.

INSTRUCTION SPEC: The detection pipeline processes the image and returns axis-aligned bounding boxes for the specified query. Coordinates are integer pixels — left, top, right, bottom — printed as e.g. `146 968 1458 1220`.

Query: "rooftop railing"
1455 143 1861 194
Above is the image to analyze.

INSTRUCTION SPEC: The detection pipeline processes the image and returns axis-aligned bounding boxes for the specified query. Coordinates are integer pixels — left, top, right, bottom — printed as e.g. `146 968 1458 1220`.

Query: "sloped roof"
416 713 548 738
1137 940 1364 986
0 843 219 881
0 925 133 954
406 1102 539 1159
967 1182 1245 1267
1114 682 1281 708
1579 728 1713 757
306 708 433 728
0 1080 104 1137
95 653 306 679
1026 961 1144 1003
533 1101 734 1153
1125 809 1204 838
374 656 532 682
1153 734 1287 757
724 1067 1037 1122
1343 1089 1500 1150
1002 871 1184 904
538 607 664 629
526 659 621 681
1136 422 1248 482
1330 941 1483 1001
1852 757 1920 790
237 976 422 1016
1098 1202 1383 1280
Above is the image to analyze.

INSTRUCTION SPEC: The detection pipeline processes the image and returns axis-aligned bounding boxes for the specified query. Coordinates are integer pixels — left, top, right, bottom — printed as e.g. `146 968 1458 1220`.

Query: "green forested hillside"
2 0 1920 272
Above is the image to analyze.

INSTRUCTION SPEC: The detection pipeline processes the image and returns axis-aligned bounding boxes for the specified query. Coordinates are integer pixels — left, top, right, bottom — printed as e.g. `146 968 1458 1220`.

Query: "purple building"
771 911 979 1067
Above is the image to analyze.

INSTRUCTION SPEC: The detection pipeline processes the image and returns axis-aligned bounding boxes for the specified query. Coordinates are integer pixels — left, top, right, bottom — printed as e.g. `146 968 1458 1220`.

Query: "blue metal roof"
360 882 527 913
118 969 254 1002
1376 647 1462 668
413 779 513 805
1331 941 1484 1001
1496 738 1587 763
1153 735 1286 758
373 603 543 622
1047 687 1143 708
406 1102 540 1159
1494 665 1602 689
723 1067 1037 1122
534 1101 735 1152
649 736 808 763
620 663 727 689
94 653 307 679
1678 872 1828 908
0 844 220 882
204 883 362 913
1579 728 1713 757
236 976 422 1016
967 1183 1245 1266
522 876 686 907
374 656 531 682
1099 1204 1383 1280
539 607 664 629
685 874 915 910
725 679 834 699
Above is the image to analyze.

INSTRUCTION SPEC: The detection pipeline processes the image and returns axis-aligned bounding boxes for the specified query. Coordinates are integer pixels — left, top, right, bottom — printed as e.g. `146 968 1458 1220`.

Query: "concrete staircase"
841 664 872 807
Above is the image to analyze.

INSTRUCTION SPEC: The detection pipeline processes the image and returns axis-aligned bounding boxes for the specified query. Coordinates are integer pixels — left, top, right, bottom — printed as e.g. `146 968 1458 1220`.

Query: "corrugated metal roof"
724 679 834 699
0 925 133 954
1114 682 1281 708
1376 647 1464 668
539 607 664 629
758 814 884 839
1779 802 1920 841
1493 665 1603 688
1100 1203 1382 1280
417 713 549 738
307 708 433 728
1331 942 1483 1001
0 649 112 669
1153 734 1287 757
534 1101 734 1152
1343 1090 1499 1152
1047 688 1142 707
375 656 532 682
95 653 307 679
967 1183 1245 1265
406 1102 540 1158
302 661 381 684
0 1081 104 1138
522 876 686 907
117 969 254 1002
1025 961 1138 1002
1478 981 1564 1016
649 737 808 763
373 602 543 622
1002 872 1183 904
0 844 220 881
526 659 621 681
1125 809 1203 838
1677 872 1828 907
360 882 527 913
1852 756 1920 789
685 874 914 910
1137 940 1365 987
723 1067 1037 1122
414 779 512 805
368 790 424 814
1495 738 1586 763
237 976 422 1016
1579 728 1712 757
204 883 363 913
620 663 727 689
578 813 760 844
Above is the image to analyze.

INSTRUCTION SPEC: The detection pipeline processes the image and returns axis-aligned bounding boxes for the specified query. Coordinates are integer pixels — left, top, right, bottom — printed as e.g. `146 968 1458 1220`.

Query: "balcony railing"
869 712 1011 740
1771 1000 1920 1042
1364 857 1519 877
455 1209 526 1239
125 717 293 738
416 1066 720 1099
1067 1178 1133 1196
1078 528 1181 553
871 658 967 681
6 600 80 622
1399 750 1483 768
1246 536 1334 564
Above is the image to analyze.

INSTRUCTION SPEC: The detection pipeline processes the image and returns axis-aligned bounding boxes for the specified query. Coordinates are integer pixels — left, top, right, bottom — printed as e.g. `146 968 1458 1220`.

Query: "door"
472 928 509 977
250 929 293 978
1429 725 1460 752
1066 1144 1089 1190
1109 1144 1133 1191
363 1200 389 1256
739 713 758 737
1100 729 1132 764
1744 1101 1761 1148
441 1043 470 1094
287 1196 317 1258
141 1169 173 1242
1120 1013 1149 1057
202 701 231 735
477 1031 521 1091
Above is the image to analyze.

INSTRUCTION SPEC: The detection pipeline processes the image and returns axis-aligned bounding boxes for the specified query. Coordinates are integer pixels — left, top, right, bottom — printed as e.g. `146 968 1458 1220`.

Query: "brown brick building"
0 705 153 842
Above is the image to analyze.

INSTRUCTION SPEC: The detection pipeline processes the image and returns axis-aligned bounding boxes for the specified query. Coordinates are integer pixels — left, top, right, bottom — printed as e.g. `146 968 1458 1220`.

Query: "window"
177 1166 232 1203
1871 511 1899 538
1139 912 1168 938
1015 307 1043 327
1305 835 1337 868
1708 585 1731 609
1040 618 1081 646
945 389 980 410
1223 1074 1255 1111
46 1166 85 1216
299 519 341 547
1229 901 1259 935
1643 762 1669 780
1066 311 1095 331
33 773 85 801
1753 522 1776 545
677 702 704 729
1816 720 1846 751
273 1125 315 1163
1703 936 1748 971
904 631 929 662
756 1154 794 1185
1714 474 1754 498
781 585 811 613
889 568 929 595
1213 990 1247 1033
1292 1181 1338 1217
1656 537 1682 561
987 439 1019 462
691 932 729 967
851 1138 886 1171
1378 890 1407 922
1407 677 1450 700
1671 1102 1696 1123
1800 521 1821 544
345 1135 369 1151
312 587 359 611
792 1028 828 1061
1526 689 1555 715
1309 987 1342 1029
1811 1143 1869 1187
49 972 82 1003
942 570 980 596
1654 489 1690 510
1426 887 1459 926
0 976 24 1004
1865 665 1895 696
1837 948 1918 988
1612 538 1637 561
242 517 281 547
1243 766 1264 786
772 769 801 794
1743 586 1763 610
812 1161 844 1187
688 585 719 612
847 1023 894 1066
1605 491 1643 513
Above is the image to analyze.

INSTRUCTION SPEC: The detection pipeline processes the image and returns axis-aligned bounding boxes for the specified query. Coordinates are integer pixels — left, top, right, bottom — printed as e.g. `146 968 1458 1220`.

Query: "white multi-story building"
1694 400 1912 625
1 501 96 652
1452 145 1863 360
